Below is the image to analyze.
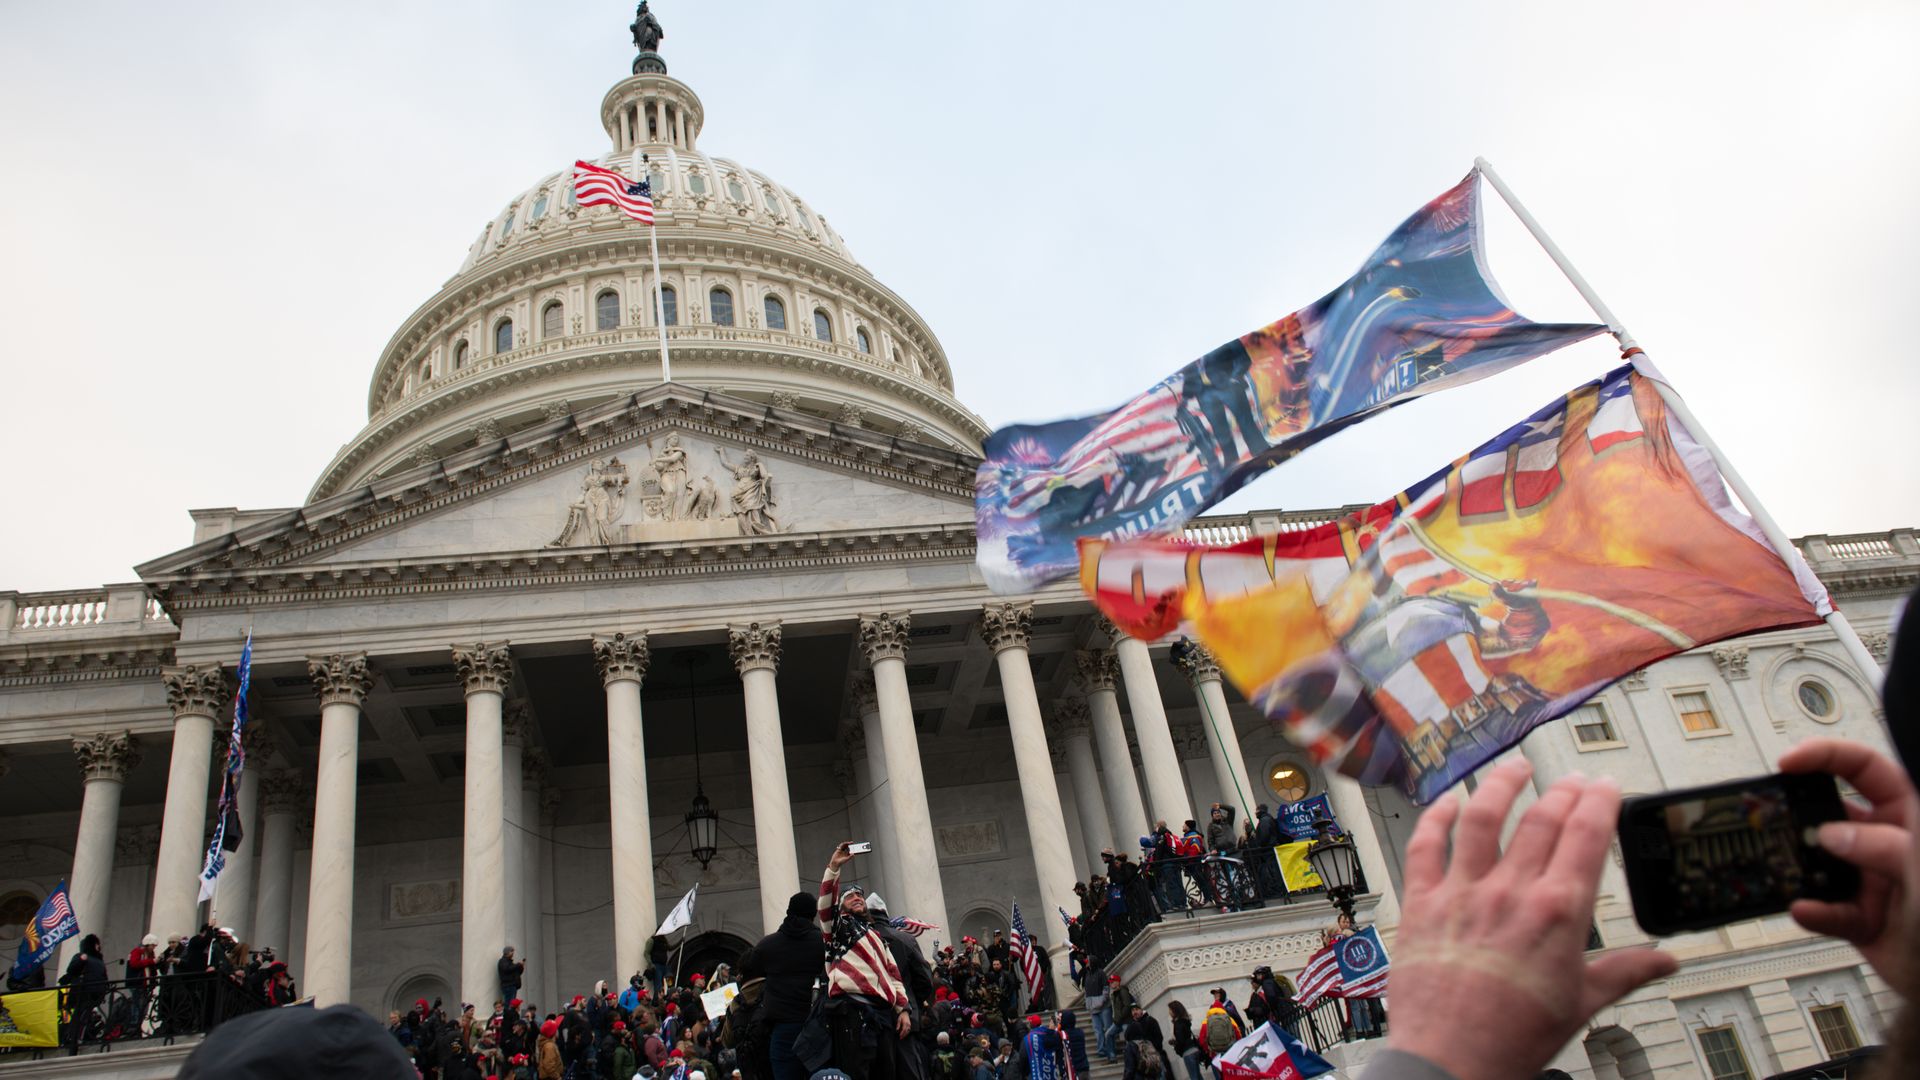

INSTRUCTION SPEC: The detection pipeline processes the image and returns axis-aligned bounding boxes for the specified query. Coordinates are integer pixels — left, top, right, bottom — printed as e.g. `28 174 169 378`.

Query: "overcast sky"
2 2 1915 593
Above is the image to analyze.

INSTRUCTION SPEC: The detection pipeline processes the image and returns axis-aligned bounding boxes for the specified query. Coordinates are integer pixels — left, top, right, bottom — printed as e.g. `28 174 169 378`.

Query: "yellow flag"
0 988 61 1047
1276 841 1324 892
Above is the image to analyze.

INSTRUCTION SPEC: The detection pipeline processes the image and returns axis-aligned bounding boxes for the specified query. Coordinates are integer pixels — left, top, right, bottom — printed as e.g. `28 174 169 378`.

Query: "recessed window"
1810 1003 1860 1056
1674 690 1723 735
658 287 678 327
812 309 833 343
453 340 469 368
763 295 787 331
596 290 620 331
1695 1026 1752 1080
542 301 563 340
494 319 514 354
498 209 514 240
417 360 431 386
1267 762 1309 804
726 177 746 203
761 188 781 216
649 171 666 196
795 203 816 233
530 190 549 221
855 327 872 354
1570 703 1621 748
688 172 707 196
1796 679 1836 721
564 183 577 209
709 287 734 327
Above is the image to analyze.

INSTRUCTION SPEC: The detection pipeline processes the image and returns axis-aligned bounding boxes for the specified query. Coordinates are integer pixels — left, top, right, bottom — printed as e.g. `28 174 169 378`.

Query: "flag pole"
1474 157 1884 689
634 150 672 384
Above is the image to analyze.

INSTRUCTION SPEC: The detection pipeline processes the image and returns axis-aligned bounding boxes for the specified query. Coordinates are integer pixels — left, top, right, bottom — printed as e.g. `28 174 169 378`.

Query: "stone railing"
1180 504 1372 546
0 585 171 641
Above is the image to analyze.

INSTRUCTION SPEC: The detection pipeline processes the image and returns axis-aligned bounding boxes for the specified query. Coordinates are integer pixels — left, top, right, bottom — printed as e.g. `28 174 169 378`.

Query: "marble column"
62 731 141 968
593 631 656 982
730 622 800 933
453 642 513 1011
520 750 549 1009
1172 644 1257 814
979 602 1077 988
151 664 228 939
501 704 528 982
252 770 302 955
1074 649 1149 844
859 613 950 944
1050 737 1090 875
1323 774 1400 929
304 652 373 1005
538 786 562 1010
847 676 899 902
1105 622 1194 829
1053 698 1113 862
216 729 271 940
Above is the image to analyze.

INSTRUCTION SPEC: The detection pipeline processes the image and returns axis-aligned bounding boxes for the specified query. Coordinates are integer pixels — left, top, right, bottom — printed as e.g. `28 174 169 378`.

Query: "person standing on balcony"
61 932 110 1053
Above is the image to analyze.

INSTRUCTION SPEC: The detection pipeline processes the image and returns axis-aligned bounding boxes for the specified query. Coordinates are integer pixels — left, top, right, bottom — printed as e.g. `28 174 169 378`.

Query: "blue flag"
1276 795 1336 842
199 635 252 903
975 168 1605 593
1334 926 1391 998
11 881 78 980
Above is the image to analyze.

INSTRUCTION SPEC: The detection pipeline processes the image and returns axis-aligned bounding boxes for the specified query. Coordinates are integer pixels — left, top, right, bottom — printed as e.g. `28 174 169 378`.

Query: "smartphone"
846 841 873 855
1618 772 1859 936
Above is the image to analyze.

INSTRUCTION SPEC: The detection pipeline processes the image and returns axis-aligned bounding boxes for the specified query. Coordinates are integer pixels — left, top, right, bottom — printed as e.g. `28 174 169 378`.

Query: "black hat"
787 891 816 920
179 1004 415 1078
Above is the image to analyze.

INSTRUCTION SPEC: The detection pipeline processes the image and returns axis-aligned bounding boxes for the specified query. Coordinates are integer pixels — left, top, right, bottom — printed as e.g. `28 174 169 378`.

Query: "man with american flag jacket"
819 841 920 1080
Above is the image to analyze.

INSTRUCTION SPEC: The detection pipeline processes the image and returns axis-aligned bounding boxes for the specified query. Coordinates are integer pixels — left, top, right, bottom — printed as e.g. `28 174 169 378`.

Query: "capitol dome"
309 62 987 501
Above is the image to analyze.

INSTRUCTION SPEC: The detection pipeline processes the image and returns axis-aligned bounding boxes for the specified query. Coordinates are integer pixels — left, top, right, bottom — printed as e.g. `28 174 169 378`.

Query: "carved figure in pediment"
648 435 691 520
715 447 780 535
549 457 631 546
687 474 718 520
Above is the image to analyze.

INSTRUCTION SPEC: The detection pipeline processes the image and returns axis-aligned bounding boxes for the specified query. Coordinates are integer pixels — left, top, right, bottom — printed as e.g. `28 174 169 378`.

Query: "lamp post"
1305 817 1360 922
680 652 719 869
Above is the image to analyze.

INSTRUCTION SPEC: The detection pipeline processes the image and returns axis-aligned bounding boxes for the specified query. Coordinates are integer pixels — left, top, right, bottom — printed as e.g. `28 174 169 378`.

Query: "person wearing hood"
178 1002 417 1078
1055 1012 1089 1080
620 972 649 1013
61 932 110 1051
748 889 826 1080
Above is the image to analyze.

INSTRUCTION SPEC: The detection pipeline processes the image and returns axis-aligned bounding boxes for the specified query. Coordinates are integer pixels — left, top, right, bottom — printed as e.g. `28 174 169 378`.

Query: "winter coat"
1058 1013 1090 1078
535 1035 563 1080
1206 807 1238 853
499 955 526 993
748 914 826 1024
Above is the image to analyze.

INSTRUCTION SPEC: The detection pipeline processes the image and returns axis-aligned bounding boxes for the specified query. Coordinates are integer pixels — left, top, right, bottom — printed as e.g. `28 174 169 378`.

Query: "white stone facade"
0 47 1914 1080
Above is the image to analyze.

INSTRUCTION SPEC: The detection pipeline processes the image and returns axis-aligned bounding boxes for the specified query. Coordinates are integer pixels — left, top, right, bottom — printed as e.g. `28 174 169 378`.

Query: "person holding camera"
814 840 915 1080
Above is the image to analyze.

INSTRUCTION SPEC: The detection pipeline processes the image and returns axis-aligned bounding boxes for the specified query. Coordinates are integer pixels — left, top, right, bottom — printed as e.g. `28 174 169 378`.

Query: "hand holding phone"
847 841 873 855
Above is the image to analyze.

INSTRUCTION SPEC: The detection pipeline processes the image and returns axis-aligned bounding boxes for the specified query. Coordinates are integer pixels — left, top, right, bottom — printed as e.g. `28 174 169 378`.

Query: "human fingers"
1402 792 1461 896
1494 775 1587 882
1779 740 1917 824
1789 895 1887 947
1817 821 1915 882
1544 775 1623 899
1448 757 1534 883
1577 948 1678 1018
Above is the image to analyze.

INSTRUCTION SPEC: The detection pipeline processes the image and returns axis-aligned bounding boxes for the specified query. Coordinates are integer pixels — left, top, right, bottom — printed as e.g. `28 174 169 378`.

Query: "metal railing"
1280 995 1389 1054
0 972 274 1061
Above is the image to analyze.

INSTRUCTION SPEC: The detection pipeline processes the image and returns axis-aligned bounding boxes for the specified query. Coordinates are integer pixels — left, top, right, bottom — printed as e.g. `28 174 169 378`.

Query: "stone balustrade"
0 584 170 642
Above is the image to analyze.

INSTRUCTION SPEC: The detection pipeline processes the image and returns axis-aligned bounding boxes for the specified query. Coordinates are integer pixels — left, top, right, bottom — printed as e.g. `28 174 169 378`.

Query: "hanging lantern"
1305 817 1360 921
681 651 720 869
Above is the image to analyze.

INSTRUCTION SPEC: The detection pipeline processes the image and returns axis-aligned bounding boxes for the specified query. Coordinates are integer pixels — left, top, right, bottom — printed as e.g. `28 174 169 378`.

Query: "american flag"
44 890 73 925
1295 928 1391 1007
890 915 940 938
573 159 655 224
1009 902 1045 996
199 635 252 903
1294 942 1342 1007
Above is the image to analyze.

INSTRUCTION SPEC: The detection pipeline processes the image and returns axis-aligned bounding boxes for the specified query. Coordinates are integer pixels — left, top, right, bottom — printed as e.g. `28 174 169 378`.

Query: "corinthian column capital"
847 673 879 718
1054 696 1092 738
1172 641 1223 685
163 664 231 719
1093 614 1126 644
502 702 530 747
592 631 651 686
452 642 514 696
728 621 782 674
73 731 142 783
307 652 372 708
1074 649 1119 694
857 612 912 665
523 747 549 791
978 602 1034 654
259 769 304 815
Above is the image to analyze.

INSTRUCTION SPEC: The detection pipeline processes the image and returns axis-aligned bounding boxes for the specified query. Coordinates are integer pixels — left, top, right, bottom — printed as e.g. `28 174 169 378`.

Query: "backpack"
1131 1041 1163 1078
1203 1011 1238 1052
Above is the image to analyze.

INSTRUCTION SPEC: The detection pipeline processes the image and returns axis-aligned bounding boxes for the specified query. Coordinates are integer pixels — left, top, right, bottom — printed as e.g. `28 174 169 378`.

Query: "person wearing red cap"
1022 1014 1065 1080
610 1019 637 1079
535 1018 562 1080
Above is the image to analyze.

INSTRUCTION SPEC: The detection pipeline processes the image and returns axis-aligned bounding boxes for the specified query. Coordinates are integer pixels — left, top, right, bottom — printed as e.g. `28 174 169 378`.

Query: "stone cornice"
0 648 172 688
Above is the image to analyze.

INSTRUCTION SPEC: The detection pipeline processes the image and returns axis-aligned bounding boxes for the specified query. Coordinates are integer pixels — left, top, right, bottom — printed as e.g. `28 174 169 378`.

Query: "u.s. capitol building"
1 25 1913 1080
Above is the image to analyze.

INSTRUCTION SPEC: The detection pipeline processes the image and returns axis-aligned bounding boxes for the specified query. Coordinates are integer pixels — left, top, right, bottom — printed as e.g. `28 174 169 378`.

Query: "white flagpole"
634 150 672 383
1474 157 1884 689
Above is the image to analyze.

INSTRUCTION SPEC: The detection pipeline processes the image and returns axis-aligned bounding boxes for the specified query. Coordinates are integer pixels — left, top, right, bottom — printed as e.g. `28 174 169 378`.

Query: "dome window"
795 203 816 234
658 286 679 327
596 290 620 331
498 208 515 240
709 287 734 327
418 359 432 386
530 190 549 222
542 301 564 340
454 340 470 368
812 309 833 343
760 188 781 216
688 172 708 197
726 177 746 204
495 318 514 354
763 295 787 331
856 327 872 354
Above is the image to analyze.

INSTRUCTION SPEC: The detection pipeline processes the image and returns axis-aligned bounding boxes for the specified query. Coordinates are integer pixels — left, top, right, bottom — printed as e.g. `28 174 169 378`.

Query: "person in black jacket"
499 945 525 1005
1249 806 1284 898
745 891 826 1080
1121 1004 1171 1079
62 933 110 1052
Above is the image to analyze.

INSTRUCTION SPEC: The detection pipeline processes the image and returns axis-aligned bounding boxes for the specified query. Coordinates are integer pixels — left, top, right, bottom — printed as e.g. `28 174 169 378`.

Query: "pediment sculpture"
549 434 782 546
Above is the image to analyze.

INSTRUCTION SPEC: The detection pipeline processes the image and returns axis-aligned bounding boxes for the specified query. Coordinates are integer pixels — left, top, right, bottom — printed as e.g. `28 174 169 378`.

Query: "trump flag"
1082 364 1831 803
975 167 1604 593
10 883 78 982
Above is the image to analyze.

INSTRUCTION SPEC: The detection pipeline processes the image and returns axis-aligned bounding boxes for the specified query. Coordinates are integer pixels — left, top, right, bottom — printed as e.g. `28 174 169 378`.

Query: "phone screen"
846 841 872 855
1620 772 1857 935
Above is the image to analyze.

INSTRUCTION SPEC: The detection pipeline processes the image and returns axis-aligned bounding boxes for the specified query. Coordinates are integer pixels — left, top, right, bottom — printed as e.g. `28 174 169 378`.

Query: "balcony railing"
2 587 170 634
0 972 272 1062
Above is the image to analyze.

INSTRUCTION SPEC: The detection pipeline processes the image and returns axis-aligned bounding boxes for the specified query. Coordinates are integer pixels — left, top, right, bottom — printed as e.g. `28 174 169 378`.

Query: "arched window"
763 295 787 331
530 190 549 222
726 177 746 204
688 172 708 197
658 286 678 327
418 360 432 386
498 209 515 240
596 290 620 331
542 301 563 340
812 309 833 343
495 318 514 354
855 327 872 354
709 287 734 327
454 340 469 368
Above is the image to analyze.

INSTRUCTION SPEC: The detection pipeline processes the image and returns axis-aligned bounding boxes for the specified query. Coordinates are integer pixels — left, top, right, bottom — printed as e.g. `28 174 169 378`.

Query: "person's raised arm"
820 841 852 925
1366 758 1676 1080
